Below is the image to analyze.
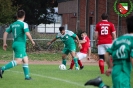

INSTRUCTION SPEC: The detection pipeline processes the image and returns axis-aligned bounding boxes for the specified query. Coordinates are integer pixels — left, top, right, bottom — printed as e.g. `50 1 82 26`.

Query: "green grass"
0 65 132 88
0 65 108 88
0 45 133 88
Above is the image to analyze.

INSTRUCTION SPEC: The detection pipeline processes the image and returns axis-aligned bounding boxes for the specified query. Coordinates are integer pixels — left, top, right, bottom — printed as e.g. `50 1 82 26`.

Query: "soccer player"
69 31 90 70
0 10 35 80
84 16 133 88
95 13 116 74
48 26 81 70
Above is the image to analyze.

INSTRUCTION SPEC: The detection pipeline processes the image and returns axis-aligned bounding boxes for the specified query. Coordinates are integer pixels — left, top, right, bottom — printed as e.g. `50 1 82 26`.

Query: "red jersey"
80 36 90 54
95 20 116 45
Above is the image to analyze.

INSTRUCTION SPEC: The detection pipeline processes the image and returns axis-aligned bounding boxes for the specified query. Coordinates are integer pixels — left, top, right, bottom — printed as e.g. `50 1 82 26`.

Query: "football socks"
99 59 104 74
62 59 67 66
23 64 30 78
78 60 83 67
2 60 17 71
73 57 78 68
70 60 74 69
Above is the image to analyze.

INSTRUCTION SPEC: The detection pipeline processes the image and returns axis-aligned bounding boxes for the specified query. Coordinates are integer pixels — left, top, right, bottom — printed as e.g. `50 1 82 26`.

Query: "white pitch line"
7 70 85 87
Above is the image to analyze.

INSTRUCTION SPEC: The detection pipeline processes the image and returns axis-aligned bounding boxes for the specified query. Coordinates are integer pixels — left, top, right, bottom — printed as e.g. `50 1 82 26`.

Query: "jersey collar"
102 20 108 22
17 20 23 22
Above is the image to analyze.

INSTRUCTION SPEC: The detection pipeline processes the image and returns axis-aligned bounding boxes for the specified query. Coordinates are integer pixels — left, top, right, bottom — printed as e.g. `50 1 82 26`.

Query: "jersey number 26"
101 26 108 35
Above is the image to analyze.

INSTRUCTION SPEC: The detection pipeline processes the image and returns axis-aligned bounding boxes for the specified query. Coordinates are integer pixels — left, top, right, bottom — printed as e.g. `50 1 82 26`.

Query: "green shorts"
12 42 27 58
62 45 76 55
112 64 131 88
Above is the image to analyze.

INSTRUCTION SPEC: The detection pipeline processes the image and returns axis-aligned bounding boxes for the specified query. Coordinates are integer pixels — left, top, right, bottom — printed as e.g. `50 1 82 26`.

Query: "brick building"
57 0 132 36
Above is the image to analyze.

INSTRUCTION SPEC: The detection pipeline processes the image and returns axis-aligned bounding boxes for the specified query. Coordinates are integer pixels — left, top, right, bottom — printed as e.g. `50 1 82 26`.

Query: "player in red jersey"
69 32 91 70
95 13 116 74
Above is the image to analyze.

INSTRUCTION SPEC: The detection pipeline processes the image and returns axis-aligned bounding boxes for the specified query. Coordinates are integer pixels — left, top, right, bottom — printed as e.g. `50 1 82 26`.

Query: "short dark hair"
59 26 65 31
17 10 25 18
101 13 108 20
81 31 87 35
126 16 133 33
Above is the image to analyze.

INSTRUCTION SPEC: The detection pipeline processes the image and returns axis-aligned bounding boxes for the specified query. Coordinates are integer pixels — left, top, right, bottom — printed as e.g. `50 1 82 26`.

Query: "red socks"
70 60 74 69
99 59 104 74
70 60 83 69
78 60 83 67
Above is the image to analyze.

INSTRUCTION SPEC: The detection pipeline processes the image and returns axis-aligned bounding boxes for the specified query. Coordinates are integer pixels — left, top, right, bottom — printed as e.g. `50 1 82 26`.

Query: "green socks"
73 57 78 67
99 82 105 88
23 64 30 78
1 61 30 78
62 59 67 66
2 60 17 71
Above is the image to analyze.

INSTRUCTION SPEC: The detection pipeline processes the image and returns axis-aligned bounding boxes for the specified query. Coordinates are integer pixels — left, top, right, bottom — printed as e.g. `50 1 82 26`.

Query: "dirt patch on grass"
0 59 98 65
0 53 99 65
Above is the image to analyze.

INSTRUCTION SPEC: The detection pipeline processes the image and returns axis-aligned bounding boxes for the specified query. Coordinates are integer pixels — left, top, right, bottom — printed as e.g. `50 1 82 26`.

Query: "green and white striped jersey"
6 20 29 43
56 30 77 47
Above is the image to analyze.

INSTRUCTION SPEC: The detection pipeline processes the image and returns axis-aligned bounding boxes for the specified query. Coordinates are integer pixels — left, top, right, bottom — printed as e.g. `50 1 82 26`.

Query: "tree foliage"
0 0 17 25
12 0 58 25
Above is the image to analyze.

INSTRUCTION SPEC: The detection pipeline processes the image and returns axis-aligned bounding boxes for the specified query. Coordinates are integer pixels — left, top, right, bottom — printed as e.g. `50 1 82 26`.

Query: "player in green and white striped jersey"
48 27 81 70
0 10 35 80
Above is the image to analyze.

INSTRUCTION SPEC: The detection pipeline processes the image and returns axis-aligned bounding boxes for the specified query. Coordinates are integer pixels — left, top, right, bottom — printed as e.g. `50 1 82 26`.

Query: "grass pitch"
0 48 133 88
0 65 106 88
0 64 132 88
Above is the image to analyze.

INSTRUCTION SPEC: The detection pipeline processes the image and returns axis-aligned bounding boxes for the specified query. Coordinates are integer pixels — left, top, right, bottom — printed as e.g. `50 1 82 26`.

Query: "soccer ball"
59 64 66 70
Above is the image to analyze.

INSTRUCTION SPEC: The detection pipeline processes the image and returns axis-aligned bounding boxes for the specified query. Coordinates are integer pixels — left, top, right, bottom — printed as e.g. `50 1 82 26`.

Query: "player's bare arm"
47 38 57 45
105 52 113 76
75 35 81 47
130 58 133 67
26 32 35 46
94 31 98 44
105 52 113 68
79 40 86 44
112 32 116 40
3 32 8 51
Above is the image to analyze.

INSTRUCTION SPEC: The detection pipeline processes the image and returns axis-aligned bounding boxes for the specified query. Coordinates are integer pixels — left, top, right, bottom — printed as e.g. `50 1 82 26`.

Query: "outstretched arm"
79 40 86 44
75 35 80 44
75 35 82 49
47 38 57 45
3 32 8 50
75 35 82 48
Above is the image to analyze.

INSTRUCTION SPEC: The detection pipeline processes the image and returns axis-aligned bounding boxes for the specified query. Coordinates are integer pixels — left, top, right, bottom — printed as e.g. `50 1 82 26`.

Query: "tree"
0 0 17 25
12 0 58 25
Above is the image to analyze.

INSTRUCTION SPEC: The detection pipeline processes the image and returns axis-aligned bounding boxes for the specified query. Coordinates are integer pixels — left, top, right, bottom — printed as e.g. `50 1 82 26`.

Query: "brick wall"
79 0 86 31
58 0 77 31
58 0 130 35
62 13 77 32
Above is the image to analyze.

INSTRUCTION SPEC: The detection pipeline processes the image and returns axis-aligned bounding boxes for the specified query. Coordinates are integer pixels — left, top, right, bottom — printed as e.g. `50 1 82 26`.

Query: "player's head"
101 13 108 20
59 26 65 35
17 10 25 19
126 16 133 33
81 31 87 38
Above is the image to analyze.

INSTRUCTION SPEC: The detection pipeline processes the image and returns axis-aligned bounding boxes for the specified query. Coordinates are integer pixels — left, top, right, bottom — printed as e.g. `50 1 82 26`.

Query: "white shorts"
76 52 87 60
98 44 112 55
